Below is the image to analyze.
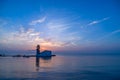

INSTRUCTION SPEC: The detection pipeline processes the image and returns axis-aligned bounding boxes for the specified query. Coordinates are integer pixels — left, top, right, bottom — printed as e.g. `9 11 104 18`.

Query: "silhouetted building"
36 45 52 57
38 50 52 57
36 45 40 55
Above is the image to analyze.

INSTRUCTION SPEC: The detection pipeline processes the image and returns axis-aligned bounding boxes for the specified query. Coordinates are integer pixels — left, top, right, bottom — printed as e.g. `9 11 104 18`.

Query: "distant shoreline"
0 54 56 58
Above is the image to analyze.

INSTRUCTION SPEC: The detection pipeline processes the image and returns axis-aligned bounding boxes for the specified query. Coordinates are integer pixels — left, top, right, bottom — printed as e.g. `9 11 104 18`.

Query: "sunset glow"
0 0 120 54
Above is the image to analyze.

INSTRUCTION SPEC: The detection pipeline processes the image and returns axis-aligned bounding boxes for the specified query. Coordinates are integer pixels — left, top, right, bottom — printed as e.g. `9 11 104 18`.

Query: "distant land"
0 51 120 58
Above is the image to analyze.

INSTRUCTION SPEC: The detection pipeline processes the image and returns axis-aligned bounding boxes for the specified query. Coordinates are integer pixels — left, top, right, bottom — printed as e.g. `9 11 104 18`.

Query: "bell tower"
36 45 40 55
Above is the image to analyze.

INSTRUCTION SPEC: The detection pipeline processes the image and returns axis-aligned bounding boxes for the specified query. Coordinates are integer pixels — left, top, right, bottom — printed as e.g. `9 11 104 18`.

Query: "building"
36 45 52 57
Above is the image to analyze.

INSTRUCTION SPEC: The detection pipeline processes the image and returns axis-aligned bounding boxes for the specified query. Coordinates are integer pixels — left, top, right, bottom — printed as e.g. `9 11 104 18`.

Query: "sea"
0 54 120 80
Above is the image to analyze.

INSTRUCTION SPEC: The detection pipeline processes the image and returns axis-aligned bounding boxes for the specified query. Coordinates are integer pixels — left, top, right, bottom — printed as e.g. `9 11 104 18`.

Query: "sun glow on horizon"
0 0 120 53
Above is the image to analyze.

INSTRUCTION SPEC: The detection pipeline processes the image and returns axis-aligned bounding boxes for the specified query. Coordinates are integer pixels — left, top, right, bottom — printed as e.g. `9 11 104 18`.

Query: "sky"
0 0 120 54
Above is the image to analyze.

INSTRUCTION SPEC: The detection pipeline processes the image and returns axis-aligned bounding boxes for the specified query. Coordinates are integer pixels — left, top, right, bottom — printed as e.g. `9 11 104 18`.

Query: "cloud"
111 29 120 34
0 15 83 51
98 29 120 41
47 22 70 33
0 27 40 49
0 26 70 50
29 16 46 25
0 19 7 32
0 19 7 27
13 27 40 41
88 17 110 26
46 20 82 47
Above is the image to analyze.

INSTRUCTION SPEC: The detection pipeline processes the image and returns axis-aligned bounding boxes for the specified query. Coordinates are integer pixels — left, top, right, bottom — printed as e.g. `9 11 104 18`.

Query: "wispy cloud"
111 29 120 34
0 15 83 50
46 20 82 47
29 16 46 25
0 19 7 31
0 16 82 50
88 17 110 26
47 22 70 33
98 29 120 40
0 26 70 50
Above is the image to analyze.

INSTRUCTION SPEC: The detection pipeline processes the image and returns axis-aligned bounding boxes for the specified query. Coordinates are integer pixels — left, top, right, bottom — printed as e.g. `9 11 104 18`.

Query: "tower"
36 44 40 55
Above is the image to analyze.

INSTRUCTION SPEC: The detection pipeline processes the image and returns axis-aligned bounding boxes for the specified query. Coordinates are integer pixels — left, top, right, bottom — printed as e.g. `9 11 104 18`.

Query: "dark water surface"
0 55 120 80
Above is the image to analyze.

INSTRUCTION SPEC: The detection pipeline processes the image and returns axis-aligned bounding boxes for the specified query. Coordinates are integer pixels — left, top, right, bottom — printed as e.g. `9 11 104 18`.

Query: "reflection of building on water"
35 57 52 71
36 44 54 57
36 57 39 71
35 44 55 71
36 58 39 67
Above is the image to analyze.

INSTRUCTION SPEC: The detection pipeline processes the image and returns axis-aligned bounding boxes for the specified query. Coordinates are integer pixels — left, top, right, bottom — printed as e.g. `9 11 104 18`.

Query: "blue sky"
0 0 120 54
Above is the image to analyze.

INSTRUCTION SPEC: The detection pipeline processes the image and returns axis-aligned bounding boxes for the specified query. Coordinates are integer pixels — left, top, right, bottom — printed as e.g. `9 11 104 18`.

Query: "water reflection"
0 56 120 79
36 57 52 71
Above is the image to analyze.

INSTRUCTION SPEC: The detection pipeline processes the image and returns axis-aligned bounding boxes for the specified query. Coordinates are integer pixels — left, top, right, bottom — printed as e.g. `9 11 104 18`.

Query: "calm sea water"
0 55 120 80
